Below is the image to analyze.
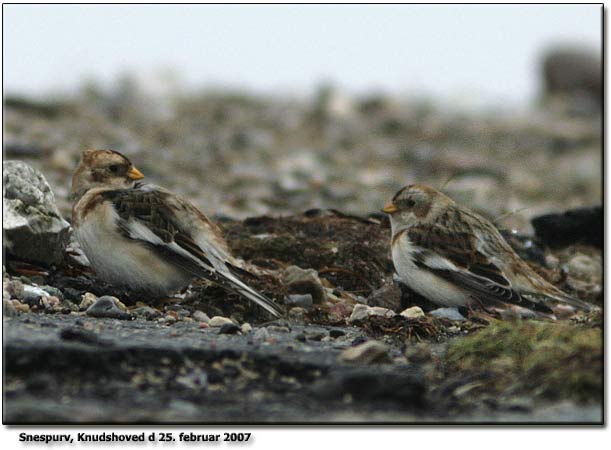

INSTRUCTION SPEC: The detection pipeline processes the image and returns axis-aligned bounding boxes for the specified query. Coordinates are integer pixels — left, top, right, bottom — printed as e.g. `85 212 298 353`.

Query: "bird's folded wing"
407 226 553 313
102 188 282 316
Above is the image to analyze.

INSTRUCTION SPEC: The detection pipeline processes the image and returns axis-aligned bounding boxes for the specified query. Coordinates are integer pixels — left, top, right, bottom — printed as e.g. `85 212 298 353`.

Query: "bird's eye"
108 165 120 173
405 199 416 208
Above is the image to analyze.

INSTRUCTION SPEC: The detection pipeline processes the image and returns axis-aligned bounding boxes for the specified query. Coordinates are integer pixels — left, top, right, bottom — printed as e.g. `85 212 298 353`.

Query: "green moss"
445 321 602 403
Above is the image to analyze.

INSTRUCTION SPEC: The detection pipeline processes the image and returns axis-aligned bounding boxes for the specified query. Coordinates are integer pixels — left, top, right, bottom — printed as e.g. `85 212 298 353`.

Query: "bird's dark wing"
101 187 282 317
406 225 554 314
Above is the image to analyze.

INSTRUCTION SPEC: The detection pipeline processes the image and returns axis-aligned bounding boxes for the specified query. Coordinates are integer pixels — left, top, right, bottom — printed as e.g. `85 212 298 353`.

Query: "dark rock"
367 282 402 311
86 296 131 320
531 207 602 249
219 323 241 335
3 161 70 266
284 293 314 308
329 329 346 338
542 47 601 104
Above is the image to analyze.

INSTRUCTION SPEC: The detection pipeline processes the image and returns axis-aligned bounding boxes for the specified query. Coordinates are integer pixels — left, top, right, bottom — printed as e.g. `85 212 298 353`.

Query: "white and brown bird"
70 149 282 317
383 184 594 317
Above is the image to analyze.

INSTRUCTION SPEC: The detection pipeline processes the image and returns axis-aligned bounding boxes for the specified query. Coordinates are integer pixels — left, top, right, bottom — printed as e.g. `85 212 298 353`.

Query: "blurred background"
3 4 602 231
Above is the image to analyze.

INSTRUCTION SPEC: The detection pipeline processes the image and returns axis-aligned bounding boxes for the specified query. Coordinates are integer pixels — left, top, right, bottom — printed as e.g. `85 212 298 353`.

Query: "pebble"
131 306 161 320
367 283 402 311
86 296 131 320
348 304 395 323
219 323 241 335
253 327 270 342
282 265 326 303
241 323 253 333
429 307 466 322
568 254 601 281
284 293 314 308
4 279 24 299
400 306 425 319
79 292 98 310
192 310 211 323
21 284 50 304
339 340 390 364
10 299 30 313
288 307 307 323
208 316 234 327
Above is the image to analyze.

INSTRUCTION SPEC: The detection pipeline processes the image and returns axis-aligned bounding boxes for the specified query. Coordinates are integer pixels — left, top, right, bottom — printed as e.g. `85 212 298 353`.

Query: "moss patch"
444 320 602 403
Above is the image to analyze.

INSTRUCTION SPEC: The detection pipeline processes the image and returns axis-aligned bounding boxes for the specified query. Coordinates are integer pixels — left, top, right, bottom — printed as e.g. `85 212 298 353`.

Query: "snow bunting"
383 184 594 316
71 149 282 317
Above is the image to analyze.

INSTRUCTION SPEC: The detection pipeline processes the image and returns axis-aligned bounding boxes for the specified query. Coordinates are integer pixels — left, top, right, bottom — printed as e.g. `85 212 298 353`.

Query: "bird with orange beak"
70 149 281 317
383 183 595 317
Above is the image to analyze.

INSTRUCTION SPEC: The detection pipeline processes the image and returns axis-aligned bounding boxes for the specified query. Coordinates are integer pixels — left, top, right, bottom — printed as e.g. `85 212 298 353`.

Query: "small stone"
400 306 425 319
253 327 270 341
329 329 346 338
5 279 24 299
219 323 241 335
21 284 50 304
339 340 390 364
295 333 307 342
41 295 61 310
429 307 466 322
367 283 402 311
208 316 234 327
288 306 306 322
241 323 253 333
39 285 64 300
568 254 602 280
162 315 177 324
349 304 394 323
131 306 161 320
86 296 131 320
79 292 98 310
284 293 314 308
192 310 210 323
282 265 325 303
10 299 30 313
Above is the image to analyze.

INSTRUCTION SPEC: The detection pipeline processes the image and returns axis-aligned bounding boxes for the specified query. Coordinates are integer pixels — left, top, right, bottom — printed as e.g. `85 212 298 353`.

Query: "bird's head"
71 149 144 200
383 184 453 232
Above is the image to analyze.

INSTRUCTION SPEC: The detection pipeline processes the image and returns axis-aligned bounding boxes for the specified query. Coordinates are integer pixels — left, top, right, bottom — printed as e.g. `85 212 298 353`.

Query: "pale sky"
2 4 602 106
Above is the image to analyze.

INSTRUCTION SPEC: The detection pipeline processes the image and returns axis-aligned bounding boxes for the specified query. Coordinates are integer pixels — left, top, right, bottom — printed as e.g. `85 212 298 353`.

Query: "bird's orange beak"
127 166 145 180
382 202 398 214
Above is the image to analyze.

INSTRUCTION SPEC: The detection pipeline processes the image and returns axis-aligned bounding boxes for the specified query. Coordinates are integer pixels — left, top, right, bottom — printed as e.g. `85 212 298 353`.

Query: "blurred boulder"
542 46 601 112
531 206 602 249
3 161 70 266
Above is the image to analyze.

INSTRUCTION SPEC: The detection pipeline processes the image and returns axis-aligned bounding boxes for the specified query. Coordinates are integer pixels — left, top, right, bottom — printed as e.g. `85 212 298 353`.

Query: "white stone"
400 306 425 319
208 316 234 327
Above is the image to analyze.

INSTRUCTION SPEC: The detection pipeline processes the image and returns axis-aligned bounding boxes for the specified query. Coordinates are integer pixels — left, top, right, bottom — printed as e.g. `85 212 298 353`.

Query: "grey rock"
429 307 466 322
3 299 18 317
3 161 70 266
284 293 314 308
192 310 211 323
367 283 402 311
21 284 50 305
86 296 132 320
282 266 325 303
